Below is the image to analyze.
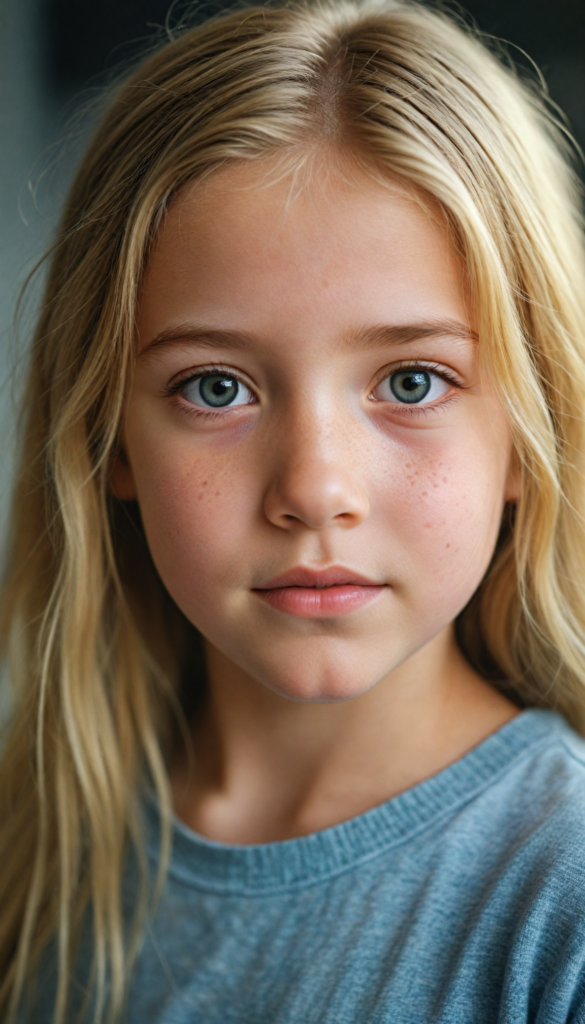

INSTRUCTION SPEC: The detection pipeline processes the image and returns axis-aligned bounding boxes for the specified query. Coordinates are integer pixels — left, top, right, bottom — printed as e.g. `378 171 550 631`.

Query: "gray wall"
0 0 93 538
0 0 46 533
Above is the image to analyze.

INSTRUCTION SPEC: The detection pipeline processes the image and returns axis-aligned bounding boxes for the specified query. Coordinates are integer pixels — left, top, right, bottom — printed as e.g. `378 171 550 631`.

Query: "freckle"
446 543 451 548
215 491 220 496
201 480 208 487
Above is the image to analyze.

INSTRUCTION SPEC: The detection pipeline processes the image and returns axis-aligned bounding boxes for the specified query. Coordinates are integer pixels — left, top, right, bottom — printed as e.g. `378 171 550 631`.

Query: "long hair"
1 1 584 1020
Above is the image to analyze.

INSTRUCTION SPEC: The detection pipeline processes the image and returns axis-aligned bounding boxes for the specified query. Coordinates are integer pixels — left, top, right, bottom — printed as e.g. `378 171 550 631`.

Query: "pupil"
200 374 238 407
390 370 431 404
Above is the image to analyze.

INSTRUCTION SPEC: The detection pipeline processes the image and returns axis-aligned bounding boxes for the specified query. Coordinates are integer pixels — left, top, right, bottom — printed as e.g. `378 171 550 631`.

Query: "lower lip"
253 585 385 618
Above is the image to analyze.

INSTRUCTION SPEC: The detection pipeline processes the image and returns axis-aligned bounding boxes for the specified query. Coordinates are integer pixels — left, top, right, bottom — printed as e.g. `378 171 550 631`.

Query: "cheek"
129 432 256 607
376 432 508 600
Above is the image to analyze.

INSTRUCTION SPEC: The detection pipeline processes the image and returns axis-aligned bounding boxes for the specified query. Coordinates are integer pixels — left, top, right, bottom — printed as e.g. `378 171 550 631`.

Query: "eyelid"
369 359 465 394
164 363 258 398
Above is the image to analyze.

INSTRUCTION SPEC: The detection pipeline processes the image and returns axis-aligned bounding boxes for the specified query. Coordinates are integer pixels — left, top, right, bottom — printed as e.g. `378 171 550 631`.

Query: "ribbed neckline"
144 709 565 896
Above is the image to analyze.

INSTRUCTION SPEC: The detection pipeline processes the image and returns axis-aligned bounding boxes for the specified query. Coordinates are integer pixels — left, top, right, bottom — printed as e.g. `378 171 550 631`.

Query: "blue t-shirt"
28 710 585 1022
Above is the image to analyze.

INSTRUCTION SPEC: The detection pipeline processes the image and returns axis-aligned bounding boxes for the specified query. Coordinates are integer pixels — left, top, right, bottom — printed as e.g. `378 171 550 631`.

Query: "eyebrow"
341 319 477 351
138 317 477 358
139 325 260 359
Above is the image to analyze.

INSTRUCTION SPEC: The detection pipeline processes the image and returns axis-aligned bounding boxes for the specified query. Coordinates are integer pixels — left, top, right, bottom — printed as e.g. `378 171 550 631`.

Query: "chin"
257 661 378 704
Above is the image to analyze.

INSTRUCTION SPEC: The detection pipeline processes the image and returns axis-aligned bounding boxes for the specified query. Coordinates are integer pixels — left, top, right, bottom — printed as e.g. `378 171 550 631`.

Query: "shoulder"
482 714 585 1016
432 711 585 951
476 711 585 877
510 712 585 847
508 731 585 1023
412 713 585 1022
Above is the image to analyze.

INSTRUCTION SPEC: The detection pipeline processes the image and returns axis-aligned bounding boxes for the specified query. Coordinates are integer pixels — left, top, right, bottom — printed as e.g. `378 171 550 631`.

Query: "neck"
171 627 518 844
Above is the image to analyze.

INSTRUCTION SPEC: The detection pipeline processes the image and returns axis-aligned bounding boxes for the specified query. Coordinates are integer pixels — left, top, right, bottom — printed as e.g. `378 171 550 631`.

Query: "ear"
504 447 521 505
109 448 138 501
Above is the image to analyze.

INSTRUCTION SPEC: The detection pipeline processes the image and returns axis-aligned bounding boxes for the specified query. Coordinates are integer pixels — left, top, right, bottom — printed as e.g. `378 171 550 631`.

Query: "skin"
112 155 520 844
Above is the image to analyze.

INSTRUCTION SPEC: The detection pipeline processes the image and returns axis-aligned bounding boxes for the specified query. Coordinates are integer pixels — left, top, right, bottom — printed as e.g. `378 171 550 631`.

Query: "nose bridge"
262 393 369 530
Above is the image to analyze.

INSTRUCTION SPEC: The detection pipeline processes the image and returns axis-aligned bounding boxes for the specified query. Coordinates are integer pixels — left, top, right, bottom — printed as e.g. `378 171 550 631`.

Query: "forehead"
137 157 470 353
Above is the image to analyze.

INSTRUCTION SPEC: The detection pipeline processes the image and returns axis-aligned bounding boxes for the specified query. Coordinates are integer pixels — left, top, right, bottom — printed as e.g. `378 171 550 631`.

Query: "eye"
373 369 450 405
180 372 254 409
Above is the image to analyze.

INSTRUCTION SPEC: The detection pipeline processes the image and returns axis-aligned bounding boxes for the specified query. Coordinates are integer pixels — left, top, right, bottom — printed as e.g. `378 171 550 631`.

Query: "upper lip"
254 566 384 589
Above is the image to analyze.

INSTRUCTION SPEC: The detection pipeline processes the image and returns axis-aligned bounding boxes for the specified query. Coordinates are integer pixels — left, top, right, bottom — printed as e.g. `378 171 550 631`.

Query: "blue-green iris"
390 370 431 404
199 374 240 407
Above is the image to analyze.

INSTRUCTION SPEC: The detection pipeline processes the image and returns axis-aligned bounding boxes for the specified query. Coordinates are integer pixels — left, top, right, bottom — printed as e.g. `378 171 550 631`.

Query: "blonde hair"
1 0 584 1020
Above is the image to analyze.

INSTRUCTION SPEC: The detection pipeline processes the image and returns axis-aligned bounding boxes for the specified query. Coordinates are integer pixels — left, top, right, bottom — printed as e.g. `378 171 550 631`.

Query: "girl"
2 0 585 1021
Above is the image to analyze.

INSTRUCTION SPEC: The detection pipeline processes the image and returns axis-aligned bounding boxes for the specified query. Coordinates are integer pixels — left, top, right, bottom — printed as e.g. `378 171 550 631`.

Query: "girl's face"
114 159 518 702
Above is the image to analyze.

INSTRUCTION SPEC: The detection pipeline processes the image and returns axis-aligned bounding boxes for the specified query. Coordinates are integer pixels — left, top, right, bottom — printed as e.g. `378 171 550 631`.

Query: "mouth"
252 565 386 618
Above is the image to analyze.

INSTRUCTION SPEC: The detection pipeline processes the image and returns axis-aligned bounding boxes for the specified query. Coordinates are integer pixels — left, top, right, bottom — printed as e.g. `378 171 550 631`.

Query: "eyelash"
163 364 256 420
163 360 465 419
369 360 465 418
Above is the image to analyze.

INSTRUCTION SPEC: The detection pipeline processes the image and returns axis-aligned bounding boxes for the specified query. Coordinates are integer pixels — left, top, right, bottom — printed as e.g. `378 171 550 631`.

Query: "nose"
262 411 370 531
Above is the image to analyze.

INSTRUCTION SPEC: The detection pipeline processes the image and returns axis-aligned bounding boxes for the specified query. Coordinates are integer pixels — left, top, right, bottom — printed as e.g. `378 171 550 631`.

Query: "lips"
252 565 386 618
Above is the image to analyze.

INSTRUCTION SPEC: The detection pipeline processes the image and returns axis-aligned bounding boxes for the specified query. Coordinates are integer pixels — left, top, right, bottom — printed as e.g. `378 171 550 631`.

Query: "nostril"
263 467 369 531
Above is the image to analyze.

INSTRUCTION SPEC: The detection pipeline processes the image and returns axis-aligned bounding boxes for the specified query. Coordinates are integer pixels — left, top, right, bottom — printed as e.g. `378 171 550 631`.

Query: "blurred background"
0 0 583 534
